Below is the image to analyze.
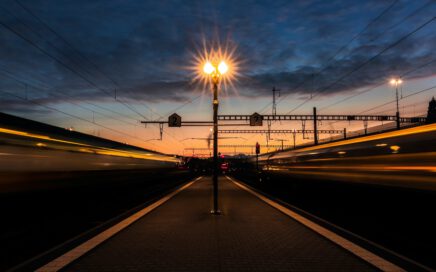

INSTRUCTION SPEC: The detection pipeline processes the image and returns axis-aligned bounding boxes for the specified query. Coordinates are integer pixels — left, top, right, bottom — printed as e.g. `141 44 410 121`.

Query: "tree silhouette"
427 97 436 124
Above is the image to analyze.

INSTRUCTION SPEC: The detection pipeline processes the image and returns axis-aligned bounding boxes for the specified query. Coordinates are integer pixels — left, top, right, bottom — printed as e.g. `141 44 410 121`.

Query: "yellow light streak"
288 124 436 154
0 127 179 163
284 165 436 173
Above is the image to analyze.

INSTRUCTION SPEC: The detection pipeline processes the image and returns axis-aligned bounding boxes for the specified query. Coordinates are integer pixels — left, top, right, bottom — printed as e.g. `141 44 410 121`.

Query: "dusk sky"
0 0 435 155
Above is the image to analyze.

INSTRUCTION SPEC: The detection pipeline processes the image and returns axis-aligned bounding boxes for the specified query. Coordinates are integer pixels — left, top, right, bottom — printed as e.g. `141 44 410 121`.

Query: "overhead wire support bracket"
218 129 344 134
217 114 426 123
140 120 250 127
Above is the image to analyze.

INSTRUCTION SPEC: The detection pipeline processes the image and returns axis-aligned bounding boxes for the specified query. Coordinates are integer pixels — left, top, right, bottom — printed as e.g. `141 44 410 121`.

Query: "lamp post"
204 60 228 214
390 78 403 129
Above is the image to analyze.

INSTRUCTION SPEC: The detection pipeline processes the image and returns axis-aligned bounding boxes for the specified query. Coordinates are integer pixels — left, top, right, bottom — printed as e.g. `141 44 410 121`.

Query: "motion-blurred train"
252 124 436 191
0 112 180 172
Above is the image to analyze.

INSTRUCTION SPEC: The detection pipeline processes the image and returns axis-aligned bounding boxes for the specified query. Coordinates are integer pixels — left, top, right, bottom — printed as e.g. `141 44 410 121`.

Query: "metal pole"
293 130 296 149
212 81 220 214
396 85 400 129
343 128 347 139
313 107 318 145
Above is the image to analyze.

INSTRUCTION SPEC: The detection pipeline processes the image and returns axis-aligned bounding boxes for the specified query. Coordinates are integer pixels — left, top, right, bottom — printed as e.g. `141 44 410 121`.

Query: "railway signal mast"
272 87 280 116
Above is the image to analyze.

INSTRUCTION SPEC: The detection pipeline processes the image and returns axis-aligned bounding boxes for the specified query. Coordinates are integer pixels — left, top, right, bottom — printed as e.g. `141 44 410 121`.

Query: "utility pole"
313 107 318 145
274 139 287 151
363 120 368 135
272 87 280 116
390 78 403 130
212 76 220 214
395 84 400 130
292 129 296 149
255 142 260 170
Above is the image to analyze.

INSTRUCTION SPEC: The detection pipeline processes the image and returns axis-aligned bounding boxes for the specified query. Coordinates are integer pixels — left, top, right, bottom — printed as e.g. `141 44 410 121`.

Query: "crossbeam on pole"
217 114 426 123
184 144 293 150
218 129 343 134
140 121 250 126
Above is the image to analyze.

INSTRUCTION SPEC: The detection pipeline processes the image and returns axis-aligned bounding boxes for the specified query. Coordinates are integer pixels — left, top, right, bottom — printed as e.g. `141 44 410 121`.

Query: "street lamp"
203 60 228 215
390 78 403 129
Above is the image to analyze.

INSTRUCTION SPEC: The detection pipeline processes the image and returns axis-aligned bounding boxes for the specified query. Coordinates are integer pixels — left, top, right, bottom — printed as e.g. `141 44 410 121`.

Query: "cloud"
0 0 434 111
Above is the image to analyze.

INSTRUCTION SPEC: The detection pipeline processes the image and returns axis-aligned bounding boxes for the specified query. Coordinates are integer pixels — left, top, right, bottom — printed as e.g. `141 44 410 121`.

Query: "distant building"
427 97 436 124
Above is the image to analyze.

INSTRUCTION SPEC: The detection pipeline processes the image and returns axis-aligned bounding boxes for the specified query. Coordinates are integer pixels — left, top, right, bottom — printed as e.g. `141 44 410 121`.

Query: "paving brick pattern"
64 177 378 271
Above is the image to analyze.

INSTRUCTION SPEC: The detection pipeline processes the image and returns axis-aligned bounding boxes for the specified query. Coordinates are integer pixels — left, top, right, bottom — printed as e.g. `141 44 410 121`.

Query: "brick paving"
64 177 378 271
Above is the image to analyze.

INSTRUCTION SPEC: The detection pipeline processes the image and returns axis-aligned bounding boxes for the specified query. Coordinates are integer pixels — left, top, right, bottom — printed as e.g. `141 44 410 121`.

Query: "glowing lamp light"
203 61 215 74
218 61 228 74
390 78 403 85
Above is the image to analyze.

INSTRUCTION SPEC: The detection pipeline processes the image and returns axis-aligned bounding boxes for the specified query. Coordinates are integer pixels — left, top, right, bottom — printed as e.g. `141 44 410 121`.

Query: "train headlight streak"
390 145 400 153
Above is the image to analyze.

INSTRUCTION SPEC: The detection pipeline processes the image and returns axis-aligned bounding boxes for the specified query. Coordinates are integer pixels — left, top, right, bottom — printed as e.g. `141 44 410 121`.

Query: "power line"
319 58 436 111
367 0 434 43
2 5 104 88
12 0 167 120
13 0 119 86
258 0 400 114
1 5 216 151
323 0 399 66
248 16 436 143
0 11 188 148
285 15 435 114
0 13 149 120
370 100 428 115
0 88 159 148
0 68 186 149
160 94 202 120
0 68 141 125
359 84 436 114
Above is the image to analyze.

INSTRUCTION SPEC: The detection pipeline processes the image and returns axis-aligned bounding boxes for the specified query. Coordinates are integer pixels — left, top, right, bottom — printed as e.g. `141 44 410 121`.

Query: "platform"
38 176 401 271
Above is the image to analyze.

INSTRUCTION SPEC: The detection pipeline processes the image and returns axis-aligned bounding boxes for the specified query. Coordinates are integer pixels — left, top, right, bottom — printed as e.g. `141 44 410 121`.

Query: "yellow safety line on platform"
36 176 202 272
227 176 405 272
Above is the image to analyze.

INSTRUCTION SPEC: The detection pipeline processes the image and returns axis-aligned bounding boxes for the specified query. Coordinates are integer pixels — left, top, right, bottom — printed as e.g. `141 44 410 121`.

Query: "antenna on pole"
272 87 280 116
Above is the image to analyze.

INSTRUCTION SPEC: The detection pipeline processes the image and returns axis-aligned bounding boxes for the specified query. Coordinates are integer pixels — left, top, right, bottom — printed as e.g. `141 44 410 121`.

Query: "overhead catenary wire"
0 68 140 126
0 69 185 148
0 72 144 130
370 100 429 115
11 0 164 119
0 9 186 146
359 84 436 114
319 58 436 111
0 13 149 121
0 88 162 149
367 0 434 43
13 0 119 86
14 0 172 122
285 15 435 114
244 71 435 145
257 0 401 114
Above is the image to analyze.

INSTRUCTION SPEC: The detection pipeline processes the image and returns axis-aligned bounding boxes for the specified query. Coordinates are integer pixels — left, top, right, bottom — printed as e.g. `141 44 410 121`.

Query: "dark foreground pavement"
60 176 379 272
